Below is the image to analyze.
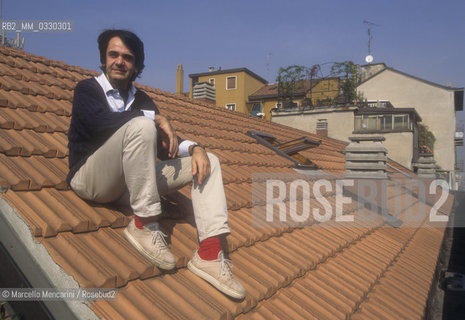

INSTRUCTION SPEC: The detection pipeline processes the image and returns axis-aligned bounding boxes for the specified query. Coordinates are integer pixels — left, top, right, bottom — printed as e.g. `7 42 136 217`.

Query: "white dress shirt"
95 73 195 157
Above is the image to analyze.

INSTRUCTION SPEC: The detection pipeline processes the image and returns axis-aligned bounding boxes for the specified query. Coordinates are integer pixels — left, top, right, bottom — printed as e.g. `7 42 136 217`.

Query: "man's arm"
135 89 191 159
155 114 178 159
134 87 210 183
189 145 211 185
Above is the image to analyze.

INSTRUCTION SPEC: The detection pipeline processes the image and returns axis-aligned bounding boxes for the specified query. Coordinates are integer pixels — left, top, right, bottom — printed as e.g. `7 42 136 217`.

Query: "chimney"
344 136 387 179
209 66 215 72
416 154 437 179
316 119 328 137
361 63 387 82
175 64 184 96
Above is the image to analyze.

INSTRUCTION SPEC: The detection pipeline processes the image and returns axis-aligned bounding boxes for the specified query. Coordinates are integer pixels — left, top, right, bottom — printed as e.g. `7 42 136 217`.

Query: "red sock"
134 215 160 229
134 215 144 229
198 237 221 261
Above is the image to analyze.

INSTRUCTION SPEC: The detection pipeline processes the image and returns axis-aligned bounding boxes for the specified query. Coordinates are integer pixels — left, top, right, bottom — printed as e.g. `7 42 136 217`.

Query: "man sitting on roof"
66 29 245 300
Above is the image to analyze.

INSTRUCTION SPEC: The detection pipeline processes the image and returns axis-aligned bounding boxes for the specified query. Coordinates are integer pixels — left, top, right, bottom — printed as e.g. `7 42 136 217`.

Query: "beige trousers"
70 116 230 241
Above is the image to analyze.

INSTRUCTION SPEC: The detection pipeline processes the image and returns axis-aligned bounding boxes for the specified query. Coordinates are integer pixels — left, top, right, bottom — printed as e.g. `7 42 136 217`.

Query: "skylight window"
247 131 321 169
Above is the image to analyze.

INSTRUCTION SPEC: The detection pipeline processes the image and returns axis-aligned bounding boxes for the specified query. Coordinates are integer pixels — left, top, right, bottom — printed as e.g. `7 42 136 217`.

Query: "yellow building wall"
307 78 340 105
253 100 301 121
261 101 278 120
250 78 340 120
193 71 265 114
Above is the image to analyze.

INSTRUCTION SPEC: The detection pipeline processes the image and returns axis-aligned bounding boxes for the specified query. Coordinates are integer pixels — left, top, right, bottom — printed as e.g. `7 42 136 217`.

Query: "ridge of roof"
359 63 464 91
189 67 268 84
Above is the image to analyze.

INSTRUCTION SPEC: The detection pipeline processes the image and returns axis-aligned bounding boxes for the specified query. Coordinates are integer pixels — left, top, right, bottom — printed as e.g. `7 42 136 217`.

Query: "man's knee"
126 116 157 142
206 152 220 169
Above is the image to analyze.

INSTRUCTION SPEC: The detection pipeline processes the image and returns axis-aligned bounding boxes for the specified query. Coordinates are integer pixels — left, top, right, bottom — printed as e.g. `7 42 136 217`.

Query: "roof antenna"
0 1 25 49
363 20 379 64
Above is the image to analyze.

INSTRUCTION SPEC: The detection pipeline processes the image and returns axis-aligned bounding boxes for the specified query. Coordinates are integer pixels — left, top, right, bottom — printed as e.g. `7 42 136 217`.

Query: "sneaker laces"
219 254 234 278
151 230 169 249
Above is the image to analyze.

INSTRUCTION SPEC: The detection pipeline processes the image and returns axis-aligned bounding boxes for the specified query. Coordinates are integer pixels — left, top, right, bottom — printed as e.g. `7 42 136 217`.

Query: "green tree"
276 65 307 108
418 124 435 153
330 61 364 105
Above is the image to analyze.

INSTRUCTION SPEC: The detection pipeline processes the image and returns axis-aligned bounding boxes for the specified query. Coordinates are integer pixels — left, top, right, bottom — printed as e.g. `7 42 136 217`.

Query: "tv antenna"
266 52 272 81
363 20 379 63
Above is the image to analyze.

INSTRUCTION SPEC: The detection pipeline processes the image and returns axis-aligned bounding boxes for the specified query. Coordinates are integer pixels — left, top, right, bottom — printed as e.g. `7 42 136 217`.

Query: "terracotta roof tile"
0 45 453 319
0 129 67 157
0 107 69 132
0 89 37 110
0 155 67 190
3 189 128 236
47 229 159 285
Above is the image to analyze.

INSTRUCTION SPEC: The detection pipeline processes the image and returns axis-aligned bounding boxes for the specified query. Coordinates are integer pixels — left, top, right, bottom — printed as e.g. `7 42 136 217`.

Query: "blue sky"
2 0 464 92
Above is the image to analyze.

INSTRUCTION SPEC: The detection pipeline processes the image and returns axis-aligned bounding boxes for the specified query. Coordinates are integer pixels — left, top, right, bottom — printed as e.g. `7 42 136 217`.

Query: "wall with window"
358 69 457 172
250 99 302 120
354 114 412 132
352 112 415 167
272 107 355 140
271 107 415 168
250 103 263 117
225 104 236 111
191 71 265 114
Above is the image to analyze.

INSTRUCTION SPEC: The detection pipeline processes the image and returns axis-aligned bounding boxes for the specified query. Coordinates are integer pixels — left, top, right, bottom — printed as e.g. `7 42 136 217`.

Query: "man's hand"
191 146 211 185
155 115 178 158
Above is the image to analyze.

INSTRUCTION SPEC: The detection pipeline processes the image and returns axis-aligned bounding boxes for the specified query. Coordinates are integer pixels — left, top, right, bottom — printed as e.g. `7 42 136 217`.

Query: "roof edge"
0 197 99 320
249 92 306 101
189 67 268 84
359 65 464 91
0 45 201 108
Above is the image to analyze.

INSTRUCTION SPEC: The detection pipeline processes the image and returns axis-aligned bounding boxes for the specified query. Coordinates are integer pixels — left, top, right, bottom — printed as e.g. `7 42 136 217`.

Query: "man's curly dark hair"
97 29 145 81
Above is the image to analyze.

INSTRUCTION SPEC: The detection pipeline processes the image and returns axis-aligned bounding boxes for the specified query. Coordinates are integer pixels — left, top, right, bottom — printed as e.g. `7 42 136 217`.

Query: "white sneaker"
123 219 176 270
187 250 246 299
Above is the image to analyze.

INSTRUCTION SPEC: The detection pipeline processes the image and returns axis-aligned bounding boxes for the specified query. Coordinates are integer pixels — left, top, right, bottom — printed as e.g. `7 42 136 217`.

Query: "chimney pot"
316 119 328 137
192 82 216 104
344 136 388 179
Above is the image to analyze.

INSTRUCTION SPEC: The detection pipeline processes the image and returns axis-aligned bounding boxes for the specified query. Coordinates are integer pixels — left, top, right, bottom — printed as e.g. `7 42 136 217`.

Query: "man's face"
104 36 137 89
